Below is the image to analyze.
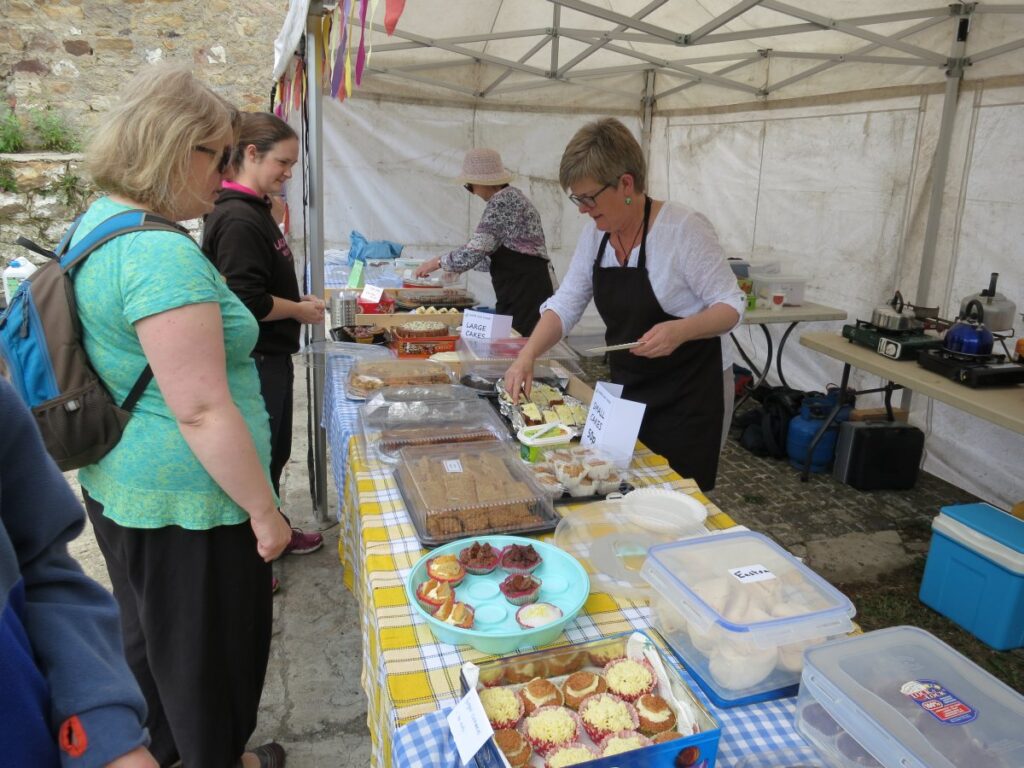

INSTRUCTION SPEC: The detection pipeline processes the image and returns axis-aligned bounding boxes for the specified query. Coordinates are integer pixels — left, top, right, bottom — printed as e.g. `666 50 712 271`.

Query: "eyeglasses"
568 182 613 208
463 183 474 193
194 145 233 174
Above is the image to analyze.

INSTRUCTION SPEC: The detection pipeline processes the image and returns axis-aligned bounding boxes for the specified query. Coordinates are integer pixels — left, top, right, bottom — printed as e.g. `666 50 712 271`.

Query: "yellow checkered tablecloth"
338 437 736 768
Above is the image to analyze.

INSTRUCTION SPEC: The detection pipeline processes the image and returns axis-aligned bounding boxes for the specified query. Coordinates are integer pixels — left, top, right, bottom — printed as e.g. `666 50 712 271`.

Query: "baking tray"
394 288 477 310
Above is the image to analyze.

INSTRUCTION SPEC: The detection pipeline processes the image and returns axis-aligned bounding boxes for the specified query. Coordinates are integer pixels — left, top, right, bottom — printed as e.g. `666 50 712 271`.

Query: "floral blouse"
441 185 548 273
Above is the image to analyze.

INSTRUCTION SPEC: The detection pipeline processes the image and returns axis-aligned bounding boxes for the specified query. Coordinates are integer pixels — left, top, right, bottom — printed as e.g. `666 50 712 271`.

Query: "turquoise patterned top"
73 197 273 530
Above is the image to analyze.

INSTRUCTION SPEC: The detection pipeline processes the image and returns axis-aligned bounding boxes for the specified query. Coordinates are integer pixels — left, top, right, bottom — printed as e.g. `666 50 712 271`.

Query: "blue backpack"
0 210 189 471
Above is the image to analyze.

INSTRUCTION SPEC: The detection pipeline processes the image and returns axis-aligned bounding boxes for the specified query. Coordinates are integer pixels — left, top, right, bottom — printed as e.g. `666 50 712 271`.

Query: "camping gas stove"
841 320 943 360
917 348 1024 388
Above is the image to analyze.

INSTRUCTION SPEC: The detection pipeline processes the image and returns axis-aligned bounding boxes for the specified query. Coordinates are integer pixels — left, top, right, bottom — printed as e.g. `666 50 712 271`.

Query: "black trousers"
84 492 272 768
253 353 294 496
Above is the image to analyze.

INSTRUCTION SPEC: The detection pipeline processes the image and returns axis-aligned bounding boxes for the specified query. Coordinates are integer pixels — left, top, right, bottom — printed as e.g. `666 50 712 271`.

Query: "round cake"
545 742 598 767
519 705 581 756
603 657 655 702
577 693 638 743
493 728 532 768
480 686 525 730
398 320 448 337
561 671 607 710
636 693 676 736
600 729 652 756
520 677 564 715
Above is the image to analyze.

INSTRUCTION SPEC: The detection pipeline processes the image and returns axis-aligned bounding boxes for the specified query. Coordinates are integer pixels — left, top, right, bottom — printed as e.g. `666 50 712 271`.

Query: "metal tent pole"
641 69 655 160
306 3 328 521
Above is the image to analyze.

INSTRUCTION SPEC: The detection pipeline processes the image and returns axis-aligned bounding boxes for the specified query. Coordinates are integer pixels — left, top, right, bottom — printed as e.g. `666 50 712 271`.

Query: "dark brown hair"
232 112 298 171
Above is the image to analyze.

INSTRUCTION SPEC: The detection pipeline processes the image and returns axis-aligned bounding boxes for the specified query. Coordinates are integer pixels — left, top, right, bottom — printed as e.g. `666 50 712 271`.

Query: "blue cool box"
919 503 1024 650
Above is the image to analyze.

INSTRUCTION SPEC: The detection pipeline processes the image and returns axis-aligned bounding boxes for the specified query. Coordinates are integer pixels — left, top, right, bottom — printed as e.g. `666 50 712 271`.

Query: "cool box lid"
940 502 1024 555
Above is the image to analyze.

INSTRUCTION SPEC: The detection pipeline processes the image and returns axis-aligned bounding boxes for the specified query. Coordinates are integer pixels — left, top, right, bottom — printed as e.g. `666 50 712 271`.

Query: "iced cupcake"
414 578 453 613
458 541 500 575
545 742 598 767
577 692 638 743
588 639 626 668
545 650 588 677
500 573 542 606
500 543 543 575
652 730 686 744
480 686 525 731
426 554 466 586
636 693 676 736
519 705 581 757
600 729 652 756
520 677 564 715
505 659 548 684
561 671 607 710
603 657 655 702
516 602 563 629
493 728 532 768
478 665 506 688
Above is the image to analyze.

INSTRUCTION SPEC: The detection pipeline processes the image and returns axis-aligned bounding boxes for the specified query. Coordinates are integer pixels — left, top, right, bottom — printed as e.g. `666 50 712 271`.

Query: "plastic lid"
554 496 708 599
641 531 855 643
802 626 1024 768
458 335 580 362
940 503 1024 555
933 514 1024 575
292 340 394 369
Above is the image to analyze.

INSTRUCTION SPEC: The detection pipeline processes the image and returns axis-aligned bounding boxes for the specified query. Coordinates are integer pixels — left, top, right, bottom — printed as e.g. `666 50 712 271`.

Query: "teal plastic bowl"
405 534 590 654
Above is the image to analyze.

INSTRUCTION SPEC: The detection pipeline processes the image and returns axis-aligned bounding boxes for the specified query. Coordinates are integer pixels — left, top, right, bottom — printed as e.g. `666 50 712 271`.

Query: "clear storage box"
753 274 808 305
345 359 454 399
641 530 855 707
796 626 1024 768
395 443 558 546
458 335 581 365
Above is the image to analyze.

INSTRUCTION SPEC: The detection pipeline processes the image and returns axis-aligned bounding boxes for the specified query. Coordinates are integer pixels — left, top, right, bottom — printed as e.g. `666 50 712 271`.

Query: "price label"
580 382 645 467
360 283 384 303
446 687 494 764
443 459 464 473
347 259 364 288
461 309 513 340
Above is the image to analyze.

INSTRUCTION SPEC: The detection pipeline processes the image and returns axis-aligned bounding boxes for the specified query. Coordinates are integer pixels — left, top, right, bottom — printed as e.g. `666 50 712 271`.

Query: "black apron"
592 197 724 491
489 245 554 336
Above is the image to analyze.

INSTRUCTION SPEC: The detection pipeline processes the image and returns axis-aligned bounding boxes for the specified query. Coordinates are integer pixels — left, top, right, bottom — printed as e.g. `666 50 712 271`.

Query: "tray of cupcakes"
404 535 589 654
462 631 721 767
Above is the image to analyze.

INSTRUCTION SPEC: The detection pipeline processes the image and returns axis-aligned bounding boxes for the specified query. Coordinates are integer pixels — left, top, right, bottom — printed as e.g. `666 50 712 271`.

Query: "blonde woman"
75 65 290 768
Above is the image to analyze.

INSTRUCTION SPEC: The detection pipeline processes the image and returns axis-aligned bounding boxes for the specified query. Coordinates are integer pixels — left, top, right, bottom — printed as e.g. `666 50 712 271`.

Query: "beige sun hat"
455 147 513 186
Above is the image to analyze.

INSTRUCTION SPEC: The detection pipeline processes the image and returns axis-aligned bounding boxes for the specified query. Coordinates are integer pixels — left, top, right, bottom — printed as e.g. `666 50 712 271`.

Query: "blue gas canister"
786 390 852 473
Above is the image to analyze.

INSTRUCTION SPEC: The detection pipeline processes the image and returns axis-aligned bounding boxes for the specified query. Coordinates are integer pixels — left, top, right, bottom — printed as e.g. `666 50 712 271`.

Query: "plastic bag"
348 230 403 265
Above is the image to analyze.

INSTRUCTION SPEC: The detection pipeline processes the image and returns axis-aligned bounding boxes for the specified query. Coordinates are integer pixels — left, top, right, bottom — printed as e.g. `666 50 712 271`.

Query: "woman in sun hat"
415 147 554 335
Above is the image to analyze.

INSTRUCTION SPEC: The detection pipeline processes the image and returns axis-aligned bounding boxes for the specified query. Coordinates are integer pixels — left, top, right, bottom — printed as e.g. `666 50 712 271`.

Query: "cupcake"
516 602 563 629
519 705 581 757
652 730 686 744
505 659 548 684
432 597 474 628
479 686 525 731
425 555 465 586
519 677 564 715
545 742 598 767
493 728 532 768
587 639 626 668
458 541 500 575
500 543 542 575
603 657 655 702
500 573 542 606
414 578 453 613
577 692 638 743
562 671 607 710
635 693 677 736
478 666 506 688
545 650 588 677
600 729 653 756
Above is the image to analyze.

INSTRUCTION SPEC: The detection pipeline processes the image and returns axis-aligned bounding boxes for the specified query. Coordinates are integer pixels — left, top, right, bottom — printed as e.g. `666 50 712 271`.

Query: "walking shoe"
284 527 323 555
248 741 286 767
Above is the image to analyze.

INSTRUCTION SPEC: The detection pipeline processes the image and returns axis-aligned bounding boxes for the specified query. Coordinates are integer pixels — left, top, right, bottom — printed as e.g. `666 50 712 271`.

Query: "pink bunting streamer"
384 0 405 35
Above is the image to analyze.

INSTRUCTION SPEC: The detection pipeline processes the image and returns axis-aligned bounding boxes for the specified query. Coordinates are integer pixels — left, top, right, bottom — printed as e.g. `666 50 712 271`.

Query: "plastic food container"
753 274 808 306
796 626 1024 768
641 530 855 707
291 339 394 369
464 631 721 768
345 359 454 399
458 360 574 393
554 494 707 600
394 443 559 547
404 534 588 653
361 397 510 464
356 294 395 314
516 423 575 462
458 335 580 364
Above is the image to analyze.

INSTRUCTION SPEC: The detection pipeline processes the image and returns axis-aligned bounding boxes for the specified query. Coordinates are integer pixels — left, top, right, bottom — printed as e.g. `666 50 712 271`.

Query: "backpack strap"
121 366 154 411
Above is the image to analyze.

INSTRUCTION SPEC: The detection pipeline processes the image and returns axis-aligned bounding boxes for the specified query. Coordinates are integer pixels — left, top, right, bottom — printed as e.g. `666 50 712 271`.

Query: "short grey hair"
559 118 646 194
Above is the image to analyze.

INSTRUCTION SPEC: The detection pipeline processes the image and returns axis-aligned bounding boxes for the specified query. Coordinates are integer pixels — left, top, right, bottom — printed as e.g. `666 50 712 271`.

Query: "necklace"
613 207 645 264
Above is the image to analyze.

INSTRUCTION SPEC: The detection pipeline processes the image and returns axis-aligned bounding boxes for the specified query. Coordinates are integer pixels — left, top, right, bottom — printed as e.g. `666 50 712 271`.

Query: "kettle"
944 300 994 356
959 273 1016 333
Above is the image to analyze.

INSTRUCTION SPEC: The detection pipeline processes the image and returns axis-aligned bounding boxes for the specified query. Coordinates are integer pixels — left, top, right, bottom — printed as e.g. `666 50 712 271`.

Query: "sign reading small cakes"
581 382 646 468
461 309 514 340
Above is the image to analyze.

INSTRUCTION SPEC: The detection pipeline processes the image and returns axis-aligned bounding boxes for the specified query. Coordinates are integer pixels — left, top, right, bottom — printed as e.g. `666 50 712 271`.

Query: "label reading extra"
900 680 977 725
729 564 776 584
443 459 464 474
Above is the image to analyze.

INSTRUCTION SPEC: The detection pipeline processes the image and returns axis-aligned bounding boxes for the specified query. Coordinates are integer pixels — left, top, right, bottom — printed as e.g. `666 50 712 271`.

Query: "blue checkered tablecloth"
323 354 363 515
392 650 811 768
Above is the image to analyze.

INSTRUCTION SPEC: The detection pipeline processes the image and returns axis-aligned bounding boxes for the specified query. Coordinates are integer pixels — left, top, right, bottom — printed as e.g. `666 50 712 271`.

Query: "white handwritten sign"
460 309 513 341
580 381 645 467
446 687 494 764
729 564 776 584
359 283 384 303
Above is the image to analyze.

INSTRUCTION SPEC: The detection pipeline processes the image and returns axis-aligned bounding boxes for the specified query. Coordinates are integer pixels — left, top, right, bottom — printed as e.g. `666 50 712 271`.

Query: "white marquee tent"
274 1 1024 515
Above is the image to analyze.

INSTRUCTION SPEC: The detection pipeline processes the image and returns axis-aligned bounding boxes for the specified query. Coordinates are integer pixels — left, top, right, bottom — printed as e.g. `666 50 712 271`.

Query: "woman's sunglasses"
194 144 233 174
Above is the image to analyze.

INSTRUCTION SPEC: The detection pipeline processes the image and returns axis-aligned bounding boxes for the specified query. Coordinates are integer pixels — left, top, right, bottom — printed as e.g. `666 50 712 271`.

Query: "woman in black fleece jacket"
202 113 325 555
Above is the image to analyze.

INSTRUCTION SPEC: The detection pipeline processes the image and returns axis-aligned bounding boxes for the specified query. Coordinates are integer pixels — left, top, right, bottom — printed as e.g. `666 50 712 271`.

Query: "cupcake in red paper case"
414 578 453 613
587 638 626 668
603 657 655 702
432 596 474 629
516 602 563 629
480 686 525 731
500 543 542 575
562 671 607 710
519 705 581 756
577 692 638 743
500 573 542 606
545 649 588 677
636 693 677 736
458 541 500 575
519 677 564 715
544 742 598 767
425 554 465 586
505 658 548 684
600 729 653 757
494 728 532 768
478 666 506 688
652 730 685 744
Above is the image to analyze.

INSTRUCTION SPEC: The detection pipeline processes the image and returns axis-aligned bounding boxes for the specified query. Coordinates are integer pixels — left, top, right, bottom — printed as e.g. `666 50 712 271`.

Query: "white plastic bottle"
2 258 37 306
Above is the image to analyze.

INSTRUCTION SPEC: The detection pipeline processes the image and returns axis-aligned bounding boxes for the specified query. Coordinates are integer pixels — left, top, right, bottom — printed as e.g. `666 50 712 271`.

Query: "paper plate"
620 487 708 529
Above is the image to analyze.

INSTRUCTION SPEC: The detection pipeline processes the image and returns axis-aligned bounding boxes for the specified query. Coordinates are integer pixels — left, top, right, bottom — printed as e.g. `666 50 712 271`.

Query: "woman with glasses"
72 65 291 768
202 113 325 561
414 148 554 335
504 118 745 491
